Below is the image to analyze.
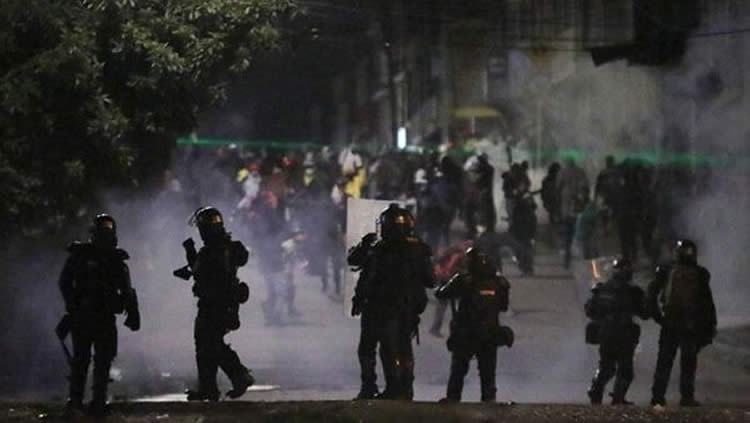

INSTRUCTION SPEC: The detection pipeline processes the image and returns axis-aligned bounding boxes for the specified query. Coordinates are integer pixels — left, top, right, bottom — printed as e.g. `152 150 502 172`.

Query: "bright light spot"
397 127 407 149
134 385 280 403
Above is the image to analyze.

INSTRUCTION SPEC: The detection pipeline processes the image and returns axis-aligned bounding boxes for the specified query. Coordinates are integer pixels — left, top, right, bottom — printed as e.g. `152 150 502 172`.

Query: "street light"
397 126 407 149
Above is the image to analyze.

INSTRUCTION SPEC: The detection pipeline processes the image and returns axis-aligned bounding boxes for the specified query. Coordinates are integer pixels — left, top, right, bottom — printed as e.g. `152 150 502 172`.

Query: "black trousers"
446 342 498 401
379 315 416 400
69 314 117 405
651 327 699 402
357 312 381 394
589 338 636 402
194 308 247 395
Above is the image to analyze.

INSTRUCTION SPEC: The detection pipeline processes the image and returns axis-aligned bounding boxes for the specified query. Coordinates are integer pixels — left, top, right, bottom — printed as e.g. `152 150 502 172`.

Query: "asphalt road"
124 231 750 406
3 225 748 408
3 401 750 423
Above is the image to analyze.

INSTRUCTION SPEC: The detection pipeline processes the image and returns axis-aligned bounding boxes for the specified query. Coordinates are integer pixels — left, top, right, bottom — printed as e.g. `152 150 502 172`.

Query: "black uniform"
584 265 647 405
436 253 511 403
191 236 252 399
349 233 380 399
648 252 716 407
58 215 139 415
360 236 433 399
184 207 253 401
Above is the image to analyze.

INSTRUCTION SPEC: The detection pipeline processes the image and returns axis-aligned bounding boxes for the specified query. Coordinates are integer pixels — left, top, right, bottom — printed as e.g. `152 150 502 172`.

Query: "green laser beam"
177 137 746 168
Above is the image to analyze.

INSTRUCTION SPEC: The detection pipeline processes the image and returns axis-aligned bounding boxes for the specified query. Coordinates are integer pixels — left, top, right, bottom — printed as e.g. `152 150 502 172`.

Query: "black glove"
182 238 195 250
123 288 141 331
124 310 140 331
351 296 363 317
362 232 377 246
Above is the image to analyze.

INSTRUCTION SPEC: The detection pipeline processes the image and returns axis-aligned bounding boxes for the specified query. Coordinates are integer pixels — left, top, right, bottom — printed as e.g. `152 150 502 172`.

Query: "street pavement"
122 226 750 406
2 224 748 408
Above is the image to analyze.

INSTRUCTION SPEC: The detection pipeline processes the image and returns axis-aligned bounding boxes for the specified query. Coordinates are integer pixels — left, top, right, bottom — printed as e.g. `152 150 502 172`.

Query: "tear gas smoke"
1 6 749 403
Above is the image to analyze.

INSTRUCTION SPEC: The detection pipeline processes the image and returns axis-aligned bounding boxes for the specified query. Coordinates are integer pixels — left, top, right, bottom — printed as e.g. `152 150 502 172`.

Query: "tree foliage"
0 0 295 234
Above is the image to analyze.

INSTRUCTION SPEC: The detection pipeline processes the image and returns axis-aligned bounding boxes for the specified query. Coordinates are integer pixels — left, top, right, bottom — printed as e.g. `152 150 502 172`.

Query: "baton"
59 338 73 367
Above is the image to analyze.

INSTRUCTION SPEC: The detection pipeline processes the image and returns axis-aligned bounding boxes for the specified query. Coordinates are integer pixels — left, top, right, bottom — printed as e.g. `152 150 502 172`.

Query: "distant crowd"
154 142 709 284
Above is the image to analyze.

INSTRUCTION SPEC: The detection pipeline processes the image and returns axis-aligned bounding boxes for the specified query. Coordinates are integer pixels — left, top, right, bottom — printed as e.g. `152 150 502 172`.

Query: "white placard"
344 198 414 317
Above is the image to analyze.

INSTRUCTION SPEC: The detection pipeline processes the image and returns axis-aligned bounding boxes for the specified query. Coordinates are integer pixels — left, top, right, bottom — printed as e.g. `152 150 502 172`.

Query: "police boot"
190 359 219 401
587 385 604 405
400 360 415 401
611 379 633 405
220 347 255 399
67 364 87 415
65 381 85 417
86 401 109 418
375 388 399 400
445 375 464 403
63 398 85 419
226 368 255 399
89 359 111 416
481 387 497 403
353 388 379 401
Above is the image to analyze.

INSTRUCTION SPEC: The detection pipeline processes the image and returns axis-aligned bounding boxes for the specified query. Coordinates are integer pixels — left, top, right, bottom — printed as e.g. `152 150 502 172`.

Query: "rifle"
55 314 73 366
173 238 198 281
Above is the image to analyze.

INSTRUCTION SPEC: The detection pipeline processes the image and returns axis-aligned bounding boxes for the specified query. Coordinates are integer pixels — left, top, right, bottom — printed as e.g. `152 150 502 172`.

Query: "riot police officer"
58 214 140 416
182 207 254 401
351 204 434 400
436 247 511 403
349 232 380 399
584 258 648 405
648 240 716 408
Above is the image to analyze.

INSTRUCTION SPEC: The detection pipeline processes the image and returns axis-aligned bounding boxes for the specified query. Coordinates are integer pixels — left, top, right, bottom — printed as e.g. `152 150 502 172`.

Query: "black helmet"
611 257 633 281
466 246 494 277
674 239 697 264
190 206 226 242
90 214 117 248
378 203 415 241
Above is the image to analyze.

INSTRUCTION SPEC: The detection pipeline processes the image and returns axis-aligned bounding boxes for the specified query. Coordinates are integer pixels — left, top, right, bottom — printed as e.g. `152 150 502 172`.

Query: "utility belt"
198 304 241 332
195 281 249 306
67 311 117 331
75 296 124 315
448 323 514 351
